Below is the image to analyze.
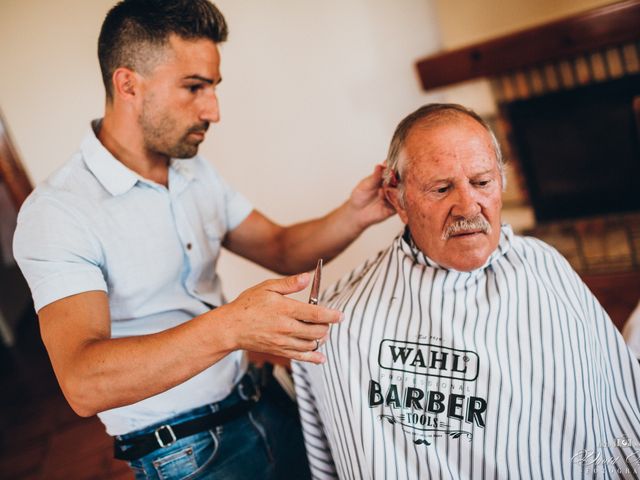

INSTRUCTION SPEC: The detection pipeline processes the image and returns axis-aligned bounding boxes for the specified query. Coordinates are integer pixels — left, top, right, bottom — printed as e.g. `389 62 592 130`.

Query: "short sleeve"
13 195 107 312
220 175 253 231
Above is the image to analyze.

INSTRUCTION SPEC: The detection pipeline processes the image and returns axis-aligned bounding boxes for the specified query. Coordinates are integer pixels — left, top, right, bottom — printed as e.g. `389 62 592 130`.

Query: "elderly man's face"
389 116 503 271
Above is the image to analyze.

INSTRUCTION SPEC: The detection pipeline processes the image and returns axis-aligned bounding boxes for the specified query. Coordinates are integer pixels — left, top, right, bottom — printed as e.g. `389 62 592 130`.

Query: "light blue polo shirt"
13 121 253 435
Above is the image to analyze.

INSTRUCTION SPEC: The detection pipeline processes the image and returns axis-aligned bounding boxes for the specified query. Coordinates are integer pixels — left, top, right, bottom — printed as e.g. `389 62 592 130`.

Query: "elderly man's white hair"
383 103 507 204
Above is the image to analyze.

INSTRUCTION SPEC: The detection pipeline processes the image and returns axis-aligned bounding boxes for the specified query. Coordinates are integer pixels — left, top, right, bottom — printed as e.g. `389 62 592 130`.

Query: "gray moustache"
442 215 491 240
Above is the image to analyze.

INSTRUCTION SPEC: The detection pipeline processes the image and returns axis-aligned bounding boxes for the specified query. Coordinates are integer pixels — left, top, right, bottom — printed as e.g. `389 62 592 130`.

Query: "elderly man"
292 103 640 479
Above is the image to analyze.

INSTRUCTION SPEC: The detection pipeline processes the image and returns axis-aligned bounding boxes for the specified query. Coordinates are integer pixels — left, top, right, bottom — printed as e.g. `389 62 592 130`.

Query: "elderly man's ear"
383 186 409 225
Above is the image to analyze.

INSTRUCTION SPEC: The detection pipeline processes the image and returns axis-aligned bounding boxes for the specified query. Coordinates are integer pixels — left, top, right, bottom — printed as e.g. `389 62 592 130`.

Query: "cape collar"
397 224 513 273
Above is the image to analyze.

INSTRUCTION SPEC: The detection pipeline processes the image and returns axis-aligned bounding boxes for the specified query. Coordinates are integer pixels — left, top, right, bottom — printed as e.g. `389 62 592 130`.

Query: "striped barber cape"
292 225 640 480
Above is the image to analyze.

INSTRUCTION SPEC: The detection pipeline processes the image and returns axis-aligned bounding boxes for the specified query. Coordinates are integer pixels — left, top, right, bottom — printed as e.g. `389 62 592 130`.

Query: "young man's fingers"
262 273 310 295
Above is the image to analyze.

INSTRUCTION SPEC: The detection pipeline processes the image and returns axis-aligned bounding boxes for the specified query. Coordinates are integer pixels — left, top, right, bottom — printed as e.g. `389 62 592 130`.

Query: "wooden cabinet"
581 270 640 331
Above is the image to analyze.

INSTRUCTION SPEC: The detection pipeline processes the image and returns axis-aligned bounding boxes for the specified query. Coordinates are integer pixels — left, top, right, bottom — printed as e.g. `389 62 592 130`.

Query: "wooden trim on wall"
416 0 640 91
0 110 33 208
581 270 640 330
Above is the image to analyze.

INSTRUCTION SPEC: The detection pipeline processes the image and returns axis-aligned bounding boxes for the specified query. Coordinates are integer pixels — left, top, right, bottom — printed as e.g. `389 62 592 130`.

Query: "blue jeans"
117 373 311 479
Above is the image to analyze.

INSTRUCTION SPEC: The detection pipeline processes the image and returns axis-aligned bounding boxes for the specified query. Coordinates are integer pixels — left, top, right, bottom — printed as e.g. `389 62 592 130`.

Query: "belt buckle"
239 376 261 402
154 424 177 448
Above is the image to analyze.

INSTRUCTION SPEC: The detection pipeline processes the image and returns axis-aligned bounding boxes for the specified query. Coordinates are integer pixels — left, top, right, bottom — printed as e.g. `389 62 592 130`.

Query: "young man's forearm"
48 275 338 417
58 309 234 417
274 201 367 274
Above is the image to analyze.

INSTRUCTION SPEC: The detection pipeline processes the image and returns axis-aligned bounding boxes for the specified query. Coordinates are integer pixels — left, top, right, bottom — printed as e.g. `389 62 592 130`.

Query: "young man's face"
391 116 503 271
138 34 221 159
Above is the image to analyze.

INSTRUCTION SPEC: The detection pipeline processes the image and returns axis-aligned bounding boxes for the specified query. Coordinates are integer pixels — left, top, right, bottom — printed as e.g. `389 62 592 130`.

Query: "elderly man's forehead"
404 116 494 157
408 111 485 139
396 122 500 185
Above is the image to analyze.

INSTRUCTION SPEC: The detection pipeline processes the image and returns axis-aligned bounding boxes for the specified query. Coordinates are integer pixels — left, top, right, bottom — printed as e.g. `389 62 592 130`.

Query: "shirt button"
186 243 192 250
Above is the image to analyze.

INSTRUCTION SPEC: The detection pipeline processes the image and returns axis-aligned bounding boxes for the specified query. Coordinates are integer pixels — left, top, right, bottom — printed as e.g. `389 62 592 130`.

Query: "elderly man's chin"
440 234 495 272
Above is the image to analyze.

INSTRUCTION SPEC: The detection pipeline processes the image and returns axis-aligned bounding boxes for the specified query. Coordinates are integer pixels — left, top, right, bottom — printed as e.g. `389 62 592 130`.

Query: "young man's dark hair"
98 0 228 101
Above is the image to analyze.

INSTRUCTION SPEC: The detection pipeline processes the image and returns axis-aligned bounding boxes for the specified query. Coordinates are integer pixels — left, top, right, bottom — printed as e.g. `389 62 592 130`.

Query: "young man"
293 104 640 479
13 1 393 478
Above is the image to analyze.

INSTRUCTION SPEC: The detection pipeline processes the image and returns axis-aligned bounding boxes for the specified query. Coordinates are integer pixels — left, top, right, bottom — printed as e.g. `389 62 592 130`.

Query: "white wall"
0 0 442 299
0 0 111 185
435 0 616 49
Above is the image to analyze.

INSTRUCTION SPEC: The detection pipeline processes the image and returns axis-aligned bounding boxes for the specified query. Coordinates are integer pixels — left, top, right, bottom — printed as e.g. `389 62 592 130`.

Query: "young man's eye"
187 85 202 93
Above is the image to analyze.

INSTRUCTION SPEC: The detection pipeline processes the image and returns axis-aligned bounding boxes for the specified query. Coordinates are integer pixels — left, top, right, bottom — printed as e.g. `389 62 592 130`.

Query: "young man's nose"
200 91 220 124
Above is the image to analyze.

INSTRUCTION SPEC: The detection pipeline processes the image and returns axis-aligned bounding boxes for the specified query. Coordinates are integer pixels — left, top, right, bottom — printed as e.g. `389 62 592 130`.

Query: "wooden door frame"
0 109 33 208
0 109 33 346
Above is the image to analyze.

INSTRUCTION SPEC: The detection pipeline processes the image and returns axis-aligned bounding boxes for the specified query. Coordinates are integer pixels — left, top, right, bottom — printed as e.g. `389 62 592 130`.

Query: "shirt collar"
81 120 139 196
398 224 513 272
81 119 196 196
170 157 196 182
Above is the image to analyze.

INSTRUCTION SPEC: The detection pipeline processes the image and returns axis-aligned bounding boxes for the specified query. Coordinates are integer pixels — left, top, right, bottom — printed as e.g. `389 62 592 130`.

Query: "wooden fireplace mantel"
416 0 640 91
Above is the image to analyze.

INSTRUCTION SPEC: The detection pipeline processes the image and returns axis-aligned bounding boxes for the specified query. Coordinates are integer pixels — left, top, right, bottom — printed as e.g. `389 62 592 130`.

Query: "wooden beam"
416 0 640 91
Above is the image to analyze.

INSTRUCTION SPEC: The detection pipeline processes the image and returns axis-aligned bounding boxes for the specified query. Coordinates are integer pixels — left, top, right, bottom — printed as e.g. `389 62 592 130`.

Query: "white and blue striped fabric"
293 225 640 479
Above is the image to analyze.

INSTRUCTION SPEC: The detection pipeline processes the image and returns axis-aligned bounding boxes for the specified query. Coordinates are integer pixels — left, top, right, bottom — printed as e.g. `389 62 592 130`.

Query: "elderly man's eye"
475 179 492 188
435 186 450 194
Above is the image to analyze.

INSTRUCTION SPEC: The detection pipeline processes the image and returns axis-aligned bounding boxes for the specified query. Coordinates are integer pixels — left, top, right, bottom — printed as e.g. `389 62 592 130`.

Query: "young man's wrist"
200 306 238 357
